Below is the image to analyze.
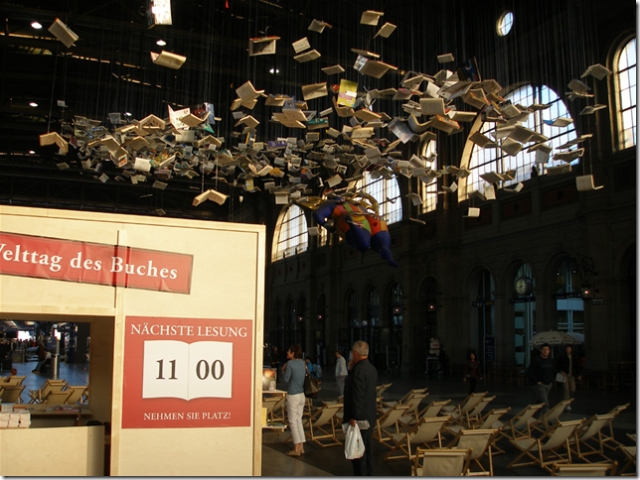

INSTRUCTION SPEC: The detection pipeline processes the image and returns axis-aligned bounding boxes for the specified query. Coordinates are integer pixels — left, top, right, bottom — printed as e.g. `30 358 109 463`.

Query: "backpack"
314 364 323 378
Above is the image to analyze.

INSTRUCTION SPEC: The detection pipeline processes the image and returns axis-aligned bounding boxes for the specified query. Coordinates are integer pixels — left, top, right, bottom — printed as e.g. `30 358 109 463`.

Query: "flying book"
408 114 430 133
248 36 280 56
48 18 78 48
236 80 265 102
465 207 481 217
350 48 381 59
437 53 454 63
480 171 506 184
469 131 497 148
308 19 332 33
360 10 384 26
294 49 321 63
543 117 573 128
463 88 490 110
292 37 311 54
301 82 328 101
265 94 289 107
150 51 186 69
450 110 477 122
557 134 593 149
527 143 553 164
501 138 523 156
406 193 423 206
353 56 397 79
420 98 445 116
192 189 229 206
374 22 396 38
427 115 460 134
567 79 590 95
39 132 69 155
546 164 572 175
576 174 603 191
141 340 232 400
553 148 584 162
337 79 358 107
580 104 607 115
179 113 208 127
580 63 612 80
321 64 345 75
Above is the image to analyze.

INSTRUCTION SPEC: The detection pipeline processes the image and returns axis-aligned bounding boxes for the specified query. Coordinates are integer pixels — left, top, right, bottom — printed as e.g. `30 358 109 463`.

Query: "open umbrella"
529 330 578 347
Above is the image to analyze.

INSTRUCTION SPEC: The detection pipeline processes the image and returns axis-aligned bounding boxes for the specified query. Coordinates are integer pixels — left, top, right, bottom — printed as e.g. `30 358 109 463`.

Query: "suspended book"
337 79 358 107
308 19 332 33
192 189 228 206
353 55 397 79
420 98 445 116
360 10 384 26
581 63 612 80
374 22 396 38
469 131 497 148
457 57 481 82
553 148 584 163
301 82 328 101
150 51 187 69
449 110 477 122
437 53 454 63
528 143 553 164
48 18 78 48
406 193 423 206
248 36 280 56
576 174 603 191
580 104 607 115
557 134 593 149
501 138 523 157
236 80 266 102
292 37 311 54
294 49 321 63
426 115 460 134
321 64 345 75
543 117 573 128
265 94 289 107
464 207 481 218
351 48 381 59
546 164 572 175
39 132 69 155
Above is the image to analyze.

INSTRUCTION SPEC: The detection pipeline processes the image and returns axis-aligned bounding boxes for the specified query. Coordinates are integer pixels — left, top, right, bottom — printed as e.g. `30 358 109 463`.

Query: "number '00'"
156 359 225 380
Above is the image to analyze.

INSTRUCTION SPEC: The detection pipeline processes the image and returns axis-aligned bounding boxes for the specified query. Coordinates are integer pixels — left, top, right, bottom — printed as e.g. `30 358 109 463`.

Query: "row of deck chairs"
27 379 88 405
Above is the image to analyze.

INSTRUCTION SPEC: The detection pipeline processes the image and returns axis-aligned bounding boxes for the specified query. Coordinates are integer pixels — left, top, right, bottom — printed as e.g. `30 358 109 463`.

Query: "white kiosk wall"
0 206 265 476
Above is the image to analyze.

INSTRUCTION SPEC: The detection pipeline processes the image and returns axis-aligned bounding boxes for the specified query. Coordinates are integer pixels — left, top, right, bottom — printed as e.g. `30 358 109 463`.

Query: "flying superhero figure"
296 192 398 267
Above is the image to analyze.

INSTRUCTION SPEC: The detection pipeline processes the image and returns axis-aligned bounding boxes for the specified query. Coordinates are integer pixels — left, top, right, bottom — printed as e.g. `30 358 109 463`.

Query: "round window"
497 11 514 36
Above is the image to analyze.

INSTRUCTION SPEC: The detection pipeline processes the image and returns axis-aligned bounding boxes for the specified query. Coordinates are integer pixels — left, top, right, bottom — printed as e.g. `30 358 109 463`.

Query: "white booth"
0 206 265 476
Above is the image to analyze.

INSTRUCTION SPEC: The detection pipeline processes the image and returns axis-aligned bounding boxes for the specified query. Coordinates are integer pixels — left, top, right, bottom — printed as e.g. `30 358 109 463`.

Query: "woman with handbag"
463 351 483 394
282 345 306 456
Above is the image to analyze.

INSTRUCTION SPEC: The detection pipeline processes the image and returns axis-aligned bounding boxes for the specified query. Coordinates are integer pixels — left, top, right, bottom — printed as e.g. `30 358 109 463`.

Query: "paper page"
142 340 190 400
187 341 233 400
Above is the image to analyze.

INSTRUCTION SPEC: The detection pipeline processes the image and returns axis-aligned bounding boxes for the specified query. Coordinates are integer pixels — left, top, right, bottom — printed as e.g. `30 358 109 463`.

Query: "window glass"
272 204 308 261
616 37 637 149
354 172 402 224
497 11 514 37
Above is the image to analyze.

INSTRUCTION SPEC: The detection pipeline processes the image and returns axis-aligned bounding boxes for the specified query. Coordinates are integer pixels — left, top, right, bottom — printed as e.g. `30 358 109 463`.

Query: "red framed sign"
122 316 253 428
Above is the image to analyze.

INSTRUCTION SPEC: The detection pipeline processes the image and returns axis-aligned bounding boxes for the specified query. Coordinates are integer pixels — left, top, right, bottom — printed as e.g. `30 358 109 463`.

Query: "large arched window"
614 37 637 150
272 204 308 261
462 84 577 198
354 171 402 224
555 256 584 333
366 289 380 327
420 139 438 214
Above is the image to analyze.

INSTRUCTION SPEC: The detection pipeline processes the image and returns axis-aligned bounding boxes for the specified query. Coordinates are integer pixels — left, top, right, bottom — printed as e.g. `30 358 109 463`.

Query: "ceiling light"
149 0 172 27
31 21 42 29
124 112 132 117
269 68 279 74
156 39 167 46
29 102 38 107
28 150 36 154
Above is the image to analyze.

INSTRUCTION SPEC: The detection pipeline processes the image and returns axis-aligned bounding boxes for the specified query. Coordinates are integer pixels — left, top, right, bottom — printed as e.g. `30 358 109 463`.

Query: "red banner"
122 316 253 428
0 232 192 293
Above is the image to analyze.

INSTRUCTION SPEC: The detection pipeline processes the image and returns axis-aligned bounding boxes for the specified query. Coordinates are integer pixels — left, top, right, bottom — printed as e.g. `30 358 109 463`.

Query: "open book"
142 340 233 400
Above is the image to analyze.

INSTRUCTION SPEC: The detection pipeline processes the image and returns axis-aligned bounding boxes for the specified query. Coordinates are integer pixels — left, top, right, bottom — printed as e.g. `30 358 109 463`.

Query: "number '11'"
156 359 177 380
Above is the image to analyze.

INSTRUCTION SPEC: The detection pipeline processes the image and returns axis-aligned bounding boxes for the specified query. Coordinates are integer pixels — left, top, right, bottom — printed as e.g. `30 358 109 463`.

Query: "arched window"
366 289 380 327
461 84 577 198
272 204 308 261
419 138 438 214
555 257 584 333
497 11 514 37
347 291 359 328
390 284 404 326
354 171 402 224
614 37 637 150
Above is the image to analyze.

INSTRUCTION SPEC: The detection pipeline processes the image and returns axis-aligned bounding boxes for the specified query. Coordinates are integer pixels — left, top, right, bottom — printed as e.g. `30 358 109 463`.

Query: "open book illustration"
142 340 233 400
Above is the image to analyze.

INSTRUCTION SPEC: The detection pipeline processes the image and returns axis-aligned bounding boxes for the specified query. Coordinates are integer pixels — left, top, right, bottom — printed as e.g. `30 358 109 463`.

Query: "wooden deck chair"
602 403 630 451
43 390 72 404
4 376 26 386
551 461 618 476
618 433 636 476
411 447 473 476
447 407 511 438
321 400 344 428
462 395 496 428
64 386 87 404
385 415 450 461
568 413 615 462
303 402 343 447
416 399 451 420
394 392 430 428
507 419 584 473
440 392 487 426
28 379 67 403
531 399 573 434
375 383 393 408
447 428 498 476
0 385 24 403
381 387 428 409
497 403 545 442
263 395 286 424
373 404 410 448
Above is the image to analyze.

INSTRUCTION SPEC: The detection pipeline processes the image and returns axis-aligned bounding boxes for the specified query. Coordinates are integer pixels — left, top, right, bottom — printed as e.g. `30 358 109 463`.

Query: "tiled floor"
7 357 636 476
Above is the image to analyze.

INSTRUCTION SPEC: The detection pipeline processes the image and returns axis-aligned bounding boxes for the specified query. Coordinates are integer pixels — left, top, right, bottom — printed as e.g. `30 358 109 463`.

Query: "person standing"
556 345 581 411
334 350 348 396
281 345 306 456
528 343 554 414
343 341 377 476
463 351 482 394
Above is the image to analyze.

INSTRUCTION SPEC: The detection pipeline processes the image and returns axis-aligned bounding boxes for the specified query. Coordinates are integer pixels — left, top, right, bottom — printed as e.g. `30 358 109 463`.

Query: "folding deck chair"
411 448 473 476
618 433 636 476
0 385 24 403
497 403 545 443
507 419 584 473
446 428 499 476
384 415 450 461
373 404 411 448
440 392 487 427
304 402 343 447
568 413 615 462
531 399 573 435
416 399 451 420
551 461 618 476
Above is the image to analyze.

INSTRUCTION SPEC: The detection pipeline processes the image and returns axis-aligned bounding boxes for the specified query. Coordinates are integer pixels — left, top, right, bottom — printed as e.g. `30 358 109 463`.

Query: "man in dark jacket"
527 343 554 414
343 340 378 476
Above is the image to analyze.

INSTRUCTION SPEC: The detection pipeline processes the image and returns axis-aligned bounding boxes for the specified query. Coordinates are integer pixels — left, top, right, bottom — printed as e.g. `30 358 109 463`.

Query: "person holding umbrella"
556 345 581 410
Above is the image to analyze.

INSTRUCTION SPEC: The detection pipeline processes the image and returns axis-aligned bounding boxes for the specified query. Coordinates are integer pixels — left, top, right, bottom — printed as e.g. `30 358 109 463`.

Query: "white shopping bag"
343 423 365 460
